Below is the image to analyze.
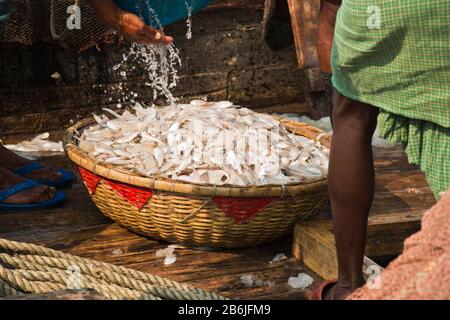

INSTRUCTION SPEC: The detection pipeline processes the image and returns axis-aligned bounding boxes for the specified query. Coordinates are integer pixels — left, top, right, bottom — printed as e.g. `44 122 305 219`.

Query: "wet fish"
79 100 329 186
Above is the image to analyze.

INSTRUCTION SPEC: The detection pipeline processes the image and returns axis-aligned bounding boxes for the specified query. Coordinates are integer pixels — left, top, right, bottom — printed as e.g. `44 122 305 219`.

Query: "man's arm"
87 0 172 44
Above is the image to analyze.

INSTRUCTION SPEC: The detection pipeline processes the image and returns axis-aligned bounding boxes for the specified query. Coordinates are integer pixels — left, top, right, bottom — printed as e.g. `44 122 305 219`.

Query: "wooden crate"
292 212 423 279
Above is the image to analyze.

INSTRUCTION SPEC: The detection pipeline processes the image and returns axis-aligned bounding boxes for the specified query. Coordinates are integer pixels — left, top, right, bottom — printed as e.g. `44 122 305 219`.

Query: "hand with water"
88 0 173 45
117 11 173 44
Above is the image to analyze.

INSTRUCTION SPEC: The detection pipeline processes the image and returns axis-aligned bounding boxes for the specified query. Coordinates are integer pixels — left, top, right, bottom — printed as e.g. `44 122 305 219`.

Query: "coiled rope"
0 238 226 300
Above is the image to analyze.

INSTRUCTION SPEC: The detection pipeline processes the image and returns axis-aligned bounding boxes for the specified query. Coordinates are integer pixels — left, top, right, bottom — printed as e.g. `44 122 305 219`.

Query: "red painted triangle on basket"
104 179 153 210
213 196 278 224
77 167 101 194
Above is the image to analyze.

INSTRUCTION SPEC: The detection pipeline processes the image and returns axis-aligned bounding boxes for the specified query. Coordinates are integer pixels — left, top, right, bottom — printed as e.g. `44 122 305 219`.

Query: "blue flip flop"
0 180 66 211
14 162 74 188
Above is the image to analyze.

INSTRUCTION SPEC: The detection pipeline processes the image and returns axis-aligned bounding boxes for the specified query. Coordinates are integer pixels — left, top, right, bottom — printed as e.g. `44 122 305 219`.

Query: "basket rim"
64 116 330 197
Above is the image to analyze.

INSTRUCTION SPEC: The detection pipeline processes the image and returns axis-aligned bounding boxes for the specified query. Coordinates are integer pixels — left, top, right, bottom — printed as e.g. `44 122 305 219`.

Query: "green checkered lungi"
331 0 450 199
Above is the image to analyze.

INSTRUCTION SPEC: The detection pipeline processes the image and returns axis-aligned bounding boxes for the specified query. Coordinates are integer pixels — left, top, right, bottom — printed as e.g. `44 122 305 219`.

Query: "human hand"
117 11 173 45
88 0 173 45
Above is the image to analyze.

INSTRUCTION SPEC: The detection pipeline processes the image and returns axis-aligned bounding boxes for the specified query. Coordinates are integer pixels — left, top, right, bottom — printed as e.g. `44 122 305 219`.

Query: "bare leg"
0 167 55 204
0 144 61 180
325 91 379 300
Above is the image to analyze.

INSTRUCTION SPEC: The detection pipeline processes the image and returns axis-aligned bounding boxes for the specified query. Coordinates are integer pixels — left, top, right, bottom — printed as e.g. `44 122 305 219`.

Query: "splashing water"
142 0 164 29
113 43 182 105
185 1 193 40
111 1 183 106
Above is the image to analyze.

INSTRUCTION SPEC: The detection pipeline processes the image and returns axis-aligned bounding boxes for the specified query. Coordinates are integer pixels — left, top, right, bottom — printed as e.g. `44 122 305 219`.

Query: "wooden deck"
0 141 436 300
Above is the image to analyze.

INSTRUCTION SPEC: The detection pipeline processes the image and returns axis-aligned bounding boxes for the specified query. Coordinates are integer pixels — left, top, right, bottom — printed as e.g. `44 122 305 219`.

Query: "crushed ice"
287 273 314 289
111 249 124 255
240 274 275 288
51 72 61 80
156 245 178 265
270 253 288 264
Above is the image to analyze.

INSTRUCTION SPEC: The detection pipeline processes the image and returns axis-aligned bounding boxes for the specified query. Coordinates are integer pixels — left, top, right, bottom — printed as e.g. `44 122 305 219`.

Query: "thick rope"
0 278 23 297
0 238 226 300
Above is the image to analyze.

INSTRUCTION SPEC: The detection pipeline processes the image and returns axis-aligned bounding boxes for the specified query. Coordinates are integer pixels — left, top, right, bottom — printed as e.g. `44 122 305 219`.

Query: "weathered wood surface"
0 145 319 300
262 0 295 51
262 0 278 40
1 289 105 300
0 142 436 299
286 0 331 119
287 0 320 69
292 144 436 280
292 212 419 280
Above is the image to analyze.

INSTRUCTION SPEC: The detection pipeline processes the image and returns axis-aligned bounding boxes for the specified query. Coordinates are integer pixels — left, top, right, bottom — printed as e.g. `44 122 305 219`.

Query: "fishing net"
0 0 116 52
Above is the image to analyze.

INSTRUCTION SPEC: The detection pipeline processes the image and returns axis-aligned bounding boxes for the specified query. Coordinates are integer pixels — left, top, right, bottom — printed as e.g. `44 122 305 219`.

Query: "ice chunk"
164 255 177 265
156 245 177 265
240 274 254 287
288 273 314 289
156 246 174 258
270 253 288 263
111 249 124 255
240 274 274 288
51 72 61 80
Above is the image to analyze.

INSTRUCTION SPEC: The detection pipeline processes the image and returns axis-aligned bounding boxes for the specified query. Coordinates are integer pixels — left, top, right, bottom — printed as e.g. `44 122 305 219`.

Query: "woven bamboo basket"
64 116 331 248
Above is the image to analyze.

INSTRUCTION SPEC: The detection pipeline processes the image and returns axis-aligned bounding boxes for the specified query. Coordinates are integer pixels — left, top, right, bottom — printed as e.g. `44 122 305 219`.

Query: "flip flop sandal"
14 162 74 188
306 279 338 300
0 180 66 211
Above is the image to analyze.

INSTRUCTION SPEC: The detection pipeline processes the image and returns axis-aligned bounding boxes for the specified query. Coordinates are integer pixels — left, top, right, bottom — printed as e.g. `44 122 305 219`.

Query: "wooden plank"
2 289 105 300
287 0 320 69
261 0 295 51
0 169 307 300
293 220 337 279
262 0 278 40
292 221 384 280
287 0 329 118
305 67 325 92
292 211 423 279
0 141 434 299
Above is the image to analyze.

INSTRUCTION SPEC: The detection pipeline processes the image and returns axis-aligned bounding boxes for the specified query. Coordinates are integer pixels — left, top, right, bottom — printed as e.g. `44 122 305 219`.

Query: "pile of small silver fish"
78 100 329 186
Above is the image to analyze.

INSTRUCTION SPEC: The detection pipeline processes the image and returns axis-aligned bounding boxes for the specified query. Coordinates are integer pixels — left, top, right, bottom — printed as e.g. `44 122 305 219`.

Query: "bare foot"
0 145 62 181
323 279 365 300
0 167 55 204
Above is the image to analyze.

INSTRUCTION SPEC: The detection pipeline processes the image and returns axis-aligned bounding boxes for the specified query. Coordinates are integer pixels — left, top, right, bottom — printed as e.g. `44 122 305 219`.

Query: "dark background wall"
0 0 308 136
